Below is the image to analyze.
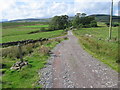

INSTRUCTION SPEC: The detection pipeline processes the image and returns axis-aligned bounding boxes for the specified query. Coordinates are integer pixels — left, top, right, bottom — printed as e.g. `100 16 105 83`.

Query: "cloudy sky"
0 0 119 21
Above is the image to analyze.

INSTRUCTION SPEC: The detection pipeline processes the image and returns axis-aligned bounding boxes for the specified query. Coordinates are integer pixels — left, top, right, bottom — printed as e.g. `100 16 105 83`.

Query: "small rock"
92 70 94 72
63 76 67 79
90 86 93 88
54 78 57 80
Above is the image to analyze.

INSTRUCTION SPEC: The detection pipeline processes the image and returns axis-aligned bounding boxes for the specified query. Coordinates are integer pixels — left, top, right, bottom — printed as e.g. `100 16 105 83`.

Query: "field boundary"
1 35 67 47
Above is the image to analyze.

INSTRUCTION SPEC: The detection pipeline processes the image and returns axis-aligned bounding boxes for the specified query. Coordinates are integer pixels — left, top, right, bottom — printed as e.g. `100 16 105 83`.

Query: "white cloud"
74 0 119 3
1 0 49 20
0 0 16 12
74 0 119 16
47 2 74 17
0 0 119 20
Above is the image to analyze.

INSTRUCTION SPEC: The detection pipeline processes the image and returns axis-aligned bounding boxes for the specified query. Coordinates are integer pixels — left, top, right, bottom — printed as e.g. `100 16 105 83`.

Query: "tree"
81 13 86 17
90 20 97 27
72 15 80 28
72 14 97 28
49 15 69 30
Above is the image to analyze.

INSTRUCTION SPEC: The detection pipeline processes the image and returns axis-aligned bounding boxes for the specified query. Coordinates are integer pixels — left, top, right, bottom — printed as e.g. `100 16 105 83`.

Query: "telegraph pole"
109 0 113 40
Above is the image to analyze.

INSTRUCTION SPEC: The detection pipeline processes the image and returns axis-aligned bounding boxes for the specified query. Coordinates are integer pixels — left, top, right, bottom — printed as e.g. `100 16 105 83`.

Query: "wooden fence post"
18 43 23 62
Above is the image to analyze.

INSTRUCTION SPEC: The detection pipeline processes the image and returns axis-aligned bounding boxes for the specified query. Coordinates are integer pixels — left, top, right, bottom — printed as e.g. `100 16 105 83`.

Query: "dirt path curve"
39 30 118 88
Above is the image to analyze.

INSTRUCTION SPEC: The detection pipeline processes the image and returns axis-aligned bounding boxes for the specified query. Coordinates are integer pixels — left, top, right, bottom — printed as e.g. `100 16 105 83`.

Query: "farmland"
2 22 65 43
23 25 49 28
1 15 119 88
2 22 49 28
73 22 118 71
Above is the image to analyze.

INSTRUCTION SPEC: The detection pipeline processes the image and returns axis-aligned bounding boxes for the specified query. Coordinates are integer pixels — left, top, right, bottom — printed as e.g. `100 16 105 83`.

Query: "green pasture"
2 22 65 43
2 30 64 43
23 25 49 28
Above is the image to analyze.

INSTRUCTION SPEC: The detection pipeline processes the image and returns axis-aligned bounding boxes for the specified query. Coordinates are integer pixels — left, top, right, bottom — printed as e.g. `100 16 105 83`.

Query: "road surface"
39 30 118 88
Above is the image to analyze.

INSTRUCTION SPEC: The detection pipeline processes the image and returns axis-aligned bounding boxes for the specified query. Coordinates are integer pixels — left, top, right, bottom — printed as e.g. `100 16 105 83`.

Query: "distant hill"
7 18 51 22
0 19 8 22
2 14 119 23
69 14 119 23
90 14 119 22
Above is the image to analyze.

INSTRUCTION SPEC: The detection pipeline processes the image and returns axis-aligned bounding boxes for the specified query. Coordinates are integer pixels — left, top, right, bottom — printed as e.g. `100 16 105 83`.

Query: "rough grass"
73 22 118 72
2 38 65 88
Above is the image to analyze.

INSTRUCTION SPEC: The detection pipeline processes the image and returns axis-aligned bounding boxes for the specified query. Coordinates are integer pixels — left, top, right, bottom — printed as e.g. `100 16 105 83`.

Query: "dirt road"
39 30 118 88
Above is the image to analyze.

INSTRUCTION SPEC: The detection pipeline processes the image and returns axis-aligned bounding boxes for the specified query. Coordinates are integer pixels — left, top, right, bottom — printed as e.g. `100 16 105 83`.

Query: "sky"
0 0 119 21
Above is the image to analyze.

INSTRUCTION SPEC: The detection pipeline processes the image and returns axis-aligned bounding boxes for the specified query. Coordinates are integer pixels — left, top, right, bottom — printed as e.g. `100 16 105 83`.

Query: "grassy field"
2 22 65 43
2 30 65 43
2 22 49 28
1 22 67 88
73 22 118 71
23 25 49 28
2 38 65 88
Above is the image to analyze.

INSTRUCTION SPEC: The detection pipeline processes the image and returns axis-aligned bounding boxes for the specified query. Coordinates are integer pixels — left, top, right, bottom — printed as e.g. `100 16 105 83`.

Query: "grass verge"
1 38 66 88
73 26 118 72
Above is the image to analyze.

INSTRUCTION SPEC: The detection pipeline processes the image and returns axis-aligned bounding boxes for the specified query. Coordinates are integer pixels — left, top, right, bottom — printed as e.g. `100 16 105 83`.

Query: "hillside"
90 14 119 22
69 14 119 22
5 18 51 22
2 14 119 23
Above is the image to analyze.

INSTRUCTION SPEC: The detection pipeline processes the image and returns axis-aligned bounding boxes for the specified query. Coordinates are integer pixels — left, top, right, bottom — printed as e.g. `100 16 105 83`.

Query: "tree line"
48 13 97 31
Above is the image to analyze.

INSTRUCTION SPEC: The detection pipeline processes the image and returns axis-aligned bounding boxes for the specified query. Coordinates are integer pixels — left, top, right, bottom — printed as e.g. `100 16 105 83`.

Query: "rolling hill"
90 14 119 22
8 18 51 22
1 14 119 23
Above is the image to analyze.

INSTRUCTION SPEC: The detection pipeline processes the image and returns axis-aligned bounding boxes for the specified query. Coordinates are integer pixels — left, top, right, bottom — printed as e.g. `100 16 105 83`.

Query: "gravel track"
39 30 118 88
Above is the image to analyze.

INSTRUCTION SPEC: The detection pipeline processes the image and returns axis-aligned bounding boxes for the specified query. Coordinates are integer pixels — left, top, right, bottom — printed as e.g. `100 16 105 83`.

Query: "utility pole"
109 0 113 40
